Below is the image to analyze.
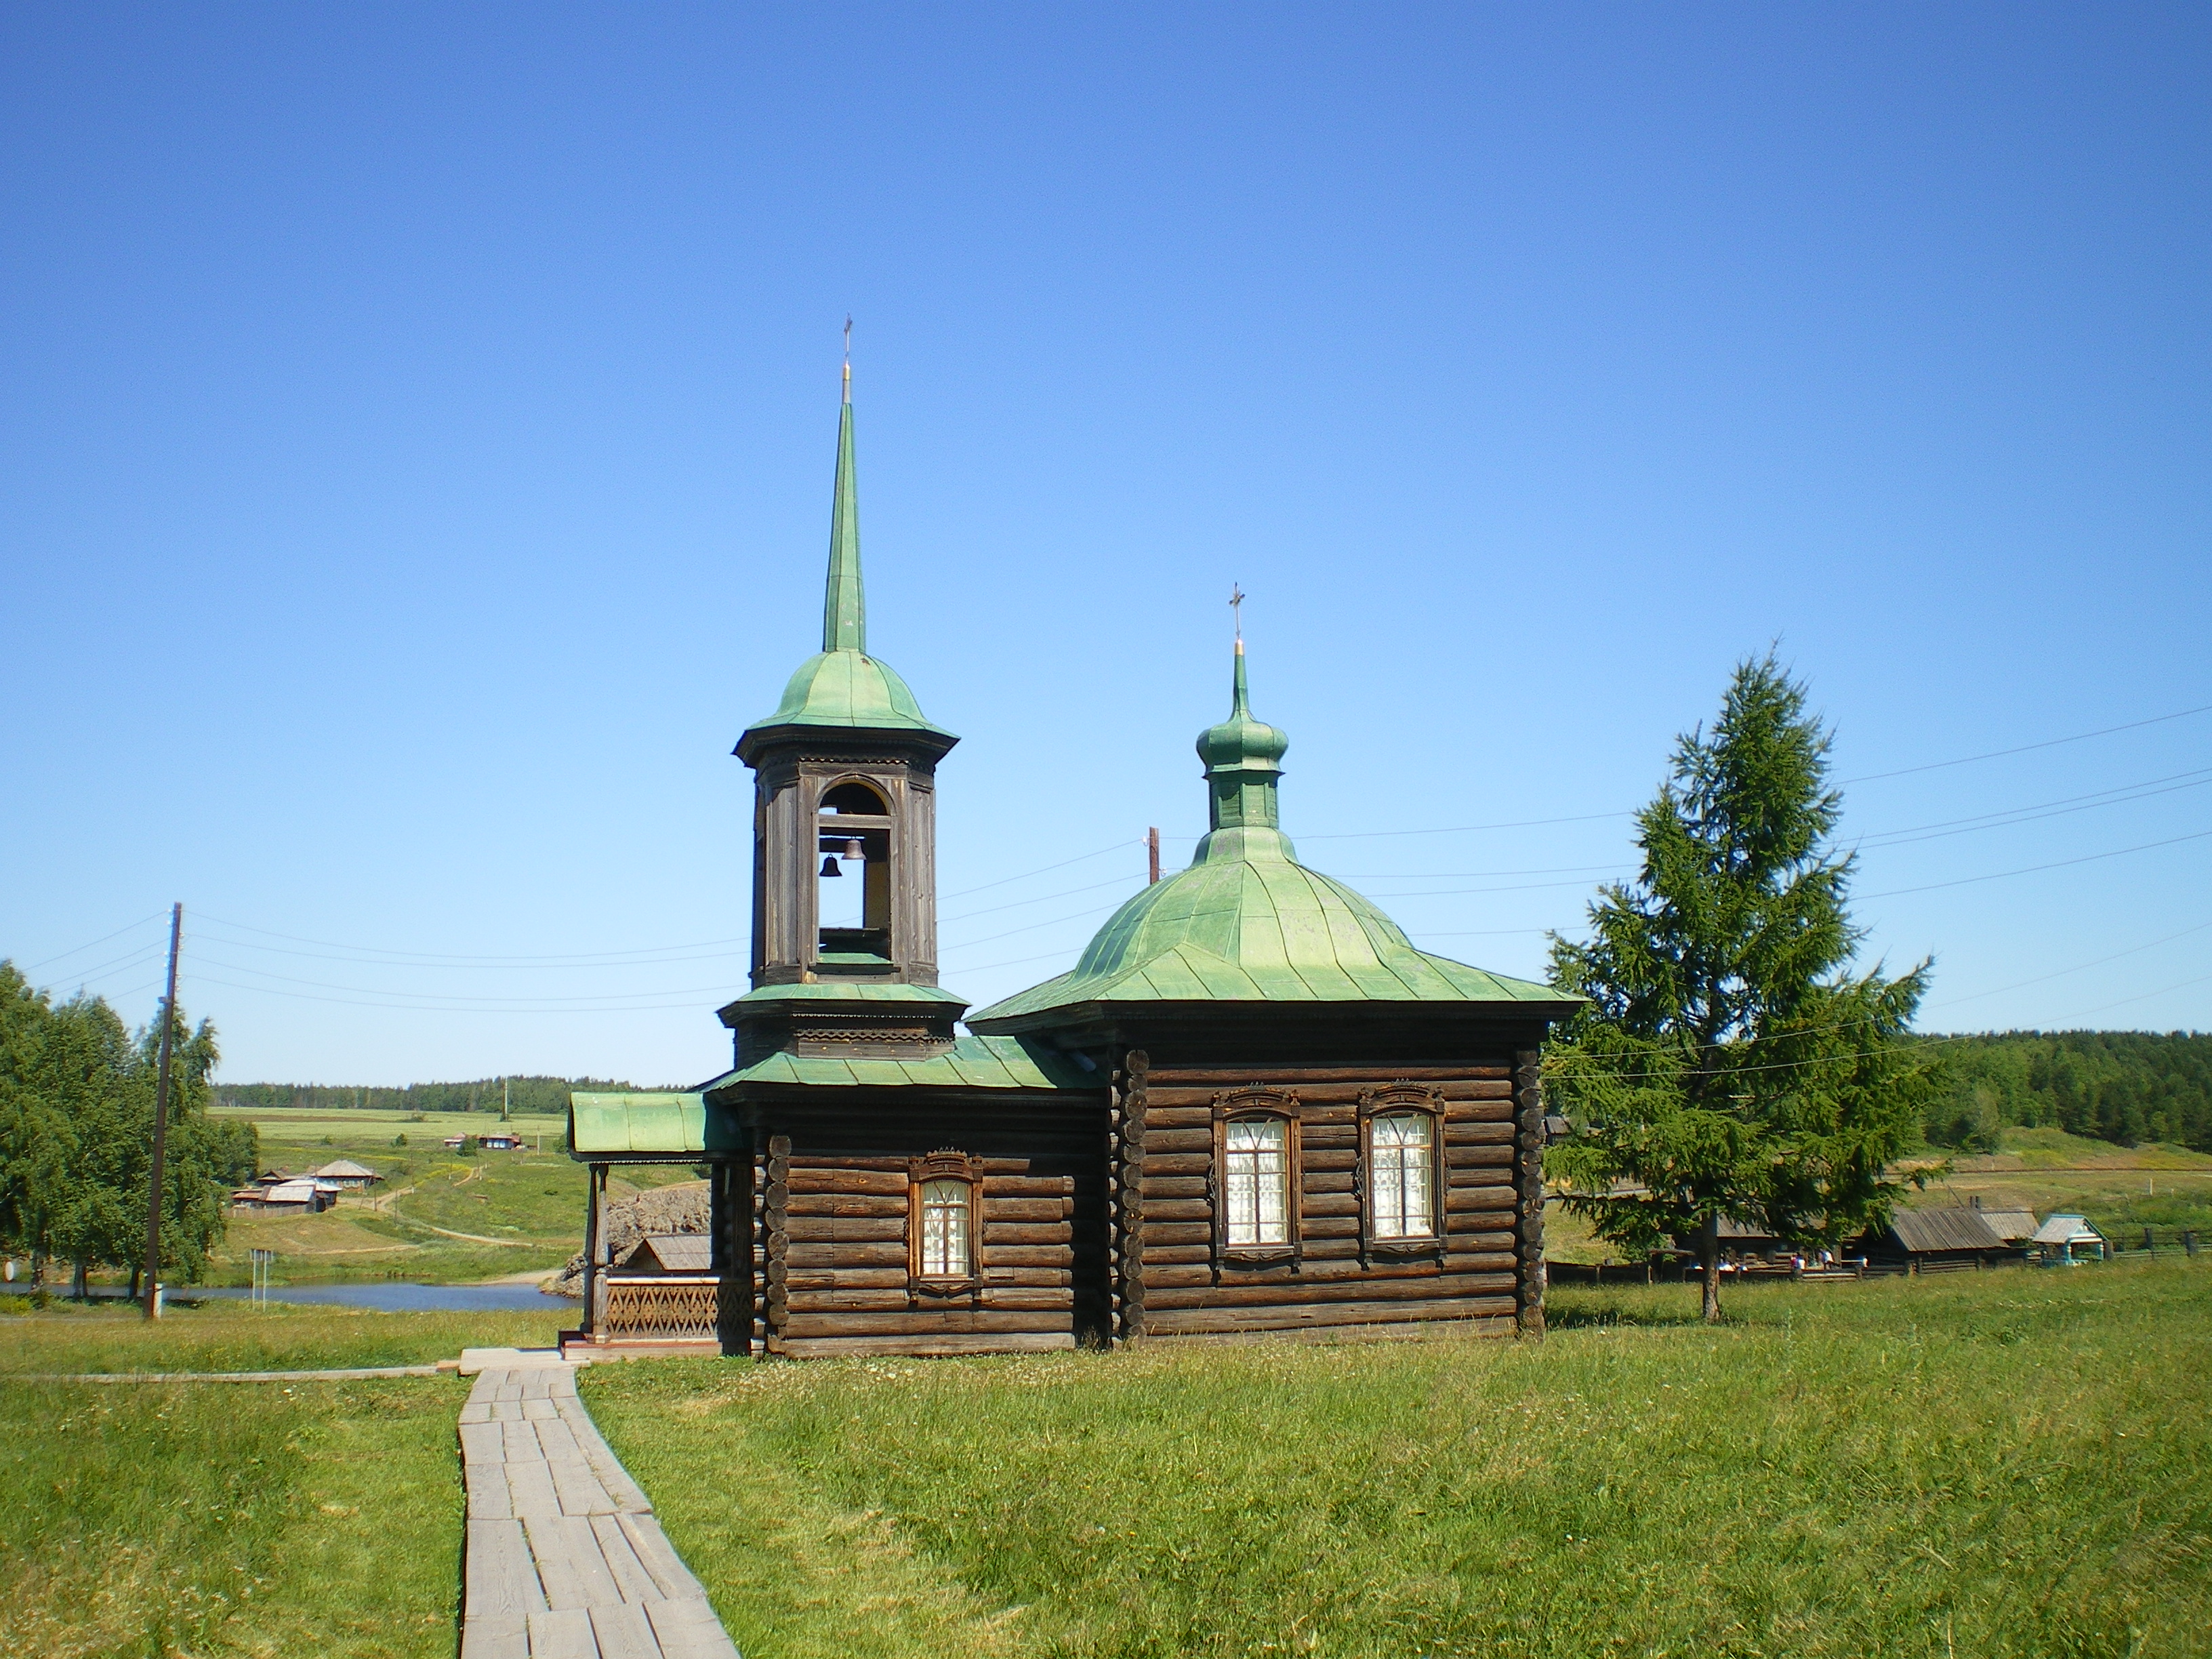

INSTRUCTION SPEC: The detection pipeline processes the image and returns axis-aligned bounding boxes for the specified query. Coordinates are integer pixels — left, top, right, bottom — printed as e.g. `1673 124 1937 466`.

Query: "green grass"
0 1299 568 1376
586 1258 2212 1659
0 1374 468 1658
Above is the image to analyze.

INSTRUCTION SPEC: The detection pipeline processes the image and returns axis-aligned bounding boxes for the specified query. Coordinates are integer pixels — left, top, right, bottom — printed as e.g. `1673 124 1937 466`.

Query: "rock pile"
549 1181 711 1297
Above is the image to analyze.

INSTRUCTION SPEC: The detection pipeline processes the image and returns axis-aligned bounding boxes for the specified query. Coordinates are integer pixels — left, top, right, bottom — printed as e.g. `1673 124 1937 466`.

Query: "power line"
1853 770 2212 851
939 874 1140 926
190 925 752 972
939 900 1129 954
1858 828 2212 900
1926 920 2212 1009
185 956 739 1007
940 841 1133 901
192 911 752 966
1840 700 2212 785
18 912 167 974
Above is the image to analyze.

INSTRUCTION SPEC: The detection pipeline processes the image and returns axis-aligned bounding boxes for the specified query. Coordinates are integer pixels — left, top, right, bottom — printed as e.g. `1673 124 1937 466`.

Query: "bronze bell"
819 855 842 877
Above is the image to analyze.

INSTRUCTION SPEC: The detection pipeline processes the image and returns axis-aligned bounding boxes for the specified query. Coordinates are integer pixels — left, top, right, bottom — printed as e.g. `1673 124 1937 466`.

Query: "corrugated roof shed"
1978 1209 2039 1242
313 1160 378 1179
1888 1209 2006 1252
2032 1214 2104 1245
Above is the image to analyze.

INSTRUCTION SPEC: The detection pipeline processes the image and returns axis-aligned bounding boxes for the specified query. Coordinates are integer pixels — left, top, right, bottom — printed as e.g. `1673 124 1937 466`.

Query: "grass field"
0 1373 470 1659
0 1296 579 1658
188 1106 701 1287
0 1298 567 1375
586 1258 2212 1659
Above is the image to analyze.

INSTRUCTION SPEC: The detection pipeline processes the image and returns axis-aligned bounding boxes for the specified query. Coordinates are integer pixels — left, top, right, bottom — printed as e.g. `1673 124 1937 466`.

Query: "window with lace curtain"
1223 1116 1291 1246
915 1177 972 1278
1368 1110 1437 1240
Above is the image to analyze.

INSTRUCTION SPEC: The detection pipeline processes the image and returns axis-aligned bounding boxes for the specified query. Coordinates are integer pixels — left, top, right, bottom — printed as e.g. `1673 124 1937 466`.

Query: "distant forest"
213 1075 638 1115
1922 1031 2212 1153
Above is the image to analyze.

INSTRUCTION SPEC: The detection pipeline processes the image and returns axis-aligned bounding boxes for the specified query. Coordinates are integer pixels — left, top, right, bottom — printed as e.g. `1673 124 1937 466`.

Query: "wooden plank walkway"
459 1363 740 1659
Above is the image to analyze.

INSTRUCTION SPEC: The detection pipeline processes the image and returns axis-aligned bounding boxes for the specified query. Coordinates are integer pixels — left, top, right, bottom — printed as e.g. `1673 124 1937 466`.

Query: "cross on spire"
1230 583 1246 653
842 316 852 405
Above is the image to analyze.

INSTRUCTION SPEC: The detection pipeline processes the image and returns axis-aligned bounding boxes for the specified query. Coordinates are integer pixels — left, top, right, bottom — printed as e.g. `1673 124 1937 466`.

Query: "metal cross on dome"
1230 583 1245 647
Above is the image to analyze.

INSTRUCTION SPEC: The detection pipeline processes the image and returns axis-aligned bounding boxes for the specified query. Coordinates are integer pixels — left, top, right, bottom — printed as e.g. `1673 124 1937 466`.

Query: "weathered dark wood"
788 1193 908 1218
1143 1151 1212 1178
1515 1048 1547 1338
786 1241 907 1269
984 1197 1073 1223
786 1216 905 1244
783 1309 1073 1338
781 1332 1077 1358
1145 1271 1517 1310
763 1136 790 1349
787 1168 908 1195
1146 1082 1514 1109
980 1222 1072 1246
983 1244 1075 1267
1119 1050 1149 1339
1143 1294 1519 1334
982 1174 1076 1197
1147 1065 1514 1084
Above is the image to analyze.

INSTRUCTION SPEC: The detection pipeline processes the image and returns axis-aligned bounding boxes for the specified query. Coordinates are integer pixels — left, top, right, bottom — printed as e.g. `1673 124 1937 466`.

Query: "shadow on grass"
1545 1297 1719 1331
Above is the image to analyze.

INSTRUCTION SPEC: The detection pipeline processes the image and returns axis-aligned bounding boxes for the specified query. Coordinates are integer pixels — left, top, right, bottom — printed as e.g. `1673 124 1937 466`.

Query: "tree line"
1919 1030 2212 1152
0 964 256 1294
211 1075 636 1115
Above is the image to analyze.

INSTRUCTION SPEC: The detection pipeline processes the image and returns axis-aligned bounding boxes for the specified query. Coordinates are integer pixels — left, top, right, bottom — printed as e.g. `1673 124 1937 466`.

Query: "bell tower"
722 373 965 1061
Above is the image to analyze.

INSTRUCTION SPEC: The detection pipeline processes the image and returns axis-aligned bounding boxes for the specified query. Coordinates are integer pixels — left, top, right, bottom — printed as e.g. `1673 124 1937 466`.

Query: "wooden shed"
1856 1208 2022 1273
564 384 1578 1358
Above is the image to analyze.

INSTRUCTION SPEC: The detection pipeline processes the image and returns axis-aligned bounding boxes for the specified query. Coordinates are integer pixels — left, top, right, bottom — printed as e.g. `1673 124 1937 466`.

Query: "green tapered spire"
736 384 958 754
822 396 865 653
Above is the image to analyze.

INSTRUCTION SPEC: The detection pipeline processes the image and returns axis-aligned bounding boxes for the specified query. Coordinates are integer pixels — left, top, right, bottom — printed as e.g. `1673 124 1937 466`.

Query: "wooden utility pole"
502 1076 510 1122
142 903 182 1320
1147 827 1160 885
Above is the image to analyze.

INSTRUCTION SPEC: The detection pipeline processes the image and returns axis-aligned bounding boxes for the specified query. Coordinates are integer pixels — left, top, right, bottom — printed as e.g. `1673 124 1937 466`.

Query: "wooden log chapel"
564 373 1580 1359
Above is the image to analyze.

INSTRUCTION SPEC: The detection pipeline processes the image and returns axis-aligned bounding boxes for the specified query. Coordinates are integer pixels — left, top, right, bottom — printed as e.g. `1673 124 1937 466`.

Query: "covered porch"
563 1091 750 1360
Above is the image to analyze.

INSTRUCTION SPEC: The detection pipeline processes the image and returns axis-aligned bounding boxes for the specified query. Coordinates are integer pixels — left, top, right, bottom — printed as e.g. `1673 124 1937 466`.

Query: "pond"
187 1282 579 1313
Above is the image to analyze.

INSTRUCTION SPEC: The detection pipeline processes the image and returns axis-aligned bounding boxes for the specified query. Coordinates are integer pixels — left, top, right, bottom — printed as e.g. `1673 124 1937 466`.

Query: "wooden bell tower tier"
722 388 965 1061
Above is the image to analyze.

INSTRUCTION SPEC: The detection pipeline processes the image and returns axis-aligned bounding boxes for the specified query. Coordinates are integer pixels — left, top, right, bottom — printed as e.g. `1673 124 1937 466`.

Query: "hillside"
212 1073 638 1115
1921 1030 2212 1152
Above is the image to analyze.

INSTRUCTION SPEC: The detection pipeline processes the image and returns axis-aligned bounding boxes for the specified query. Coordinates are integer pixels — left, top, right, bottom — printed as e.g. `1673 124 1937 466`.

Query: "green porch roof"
569 1092 710 1158
702 1033 1093 1094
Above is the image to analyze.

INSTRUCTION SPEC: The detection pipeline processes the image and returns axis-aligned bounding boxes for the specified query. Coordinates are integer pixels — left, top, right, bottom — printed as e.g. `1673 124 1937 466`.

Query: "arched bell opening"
816 777 895 965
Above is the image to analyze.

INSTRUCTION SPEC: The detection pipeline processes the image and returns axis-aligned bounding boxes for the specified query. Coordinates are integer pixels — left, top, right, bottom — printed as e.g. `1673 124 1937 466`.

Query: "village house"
564 383 1579 1359
1854 1208 2027 1273
308 1158 381 1189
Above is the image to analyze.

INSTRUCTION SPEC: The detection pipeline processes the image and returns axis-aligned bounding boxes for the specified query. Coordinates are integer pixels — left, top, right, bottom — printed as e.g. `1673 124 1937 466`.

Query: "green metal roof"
738 398 956 746
702 1033 1094 1094
967 645 1578 1027
724 981 968 1009
569 1092 710 1158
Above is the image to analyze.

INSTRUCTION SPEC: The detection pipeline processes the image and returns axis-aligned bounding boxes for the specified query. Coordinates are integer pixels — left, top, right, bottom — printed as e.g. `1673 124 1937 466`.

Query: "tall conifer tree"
1546 655 1938 1320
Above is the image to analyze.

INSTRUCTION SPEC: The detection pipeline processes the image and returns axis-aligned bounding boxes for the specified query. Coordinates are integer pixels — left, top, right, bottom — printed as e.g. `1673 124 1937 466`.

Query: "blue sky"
3 5 2207 1086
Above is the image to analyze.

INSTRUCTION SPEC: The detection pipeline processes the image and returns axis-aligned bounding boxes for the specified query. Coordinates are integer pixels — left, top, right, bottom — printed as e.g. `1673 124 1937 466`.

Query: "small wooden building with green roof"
565 375 1578 1358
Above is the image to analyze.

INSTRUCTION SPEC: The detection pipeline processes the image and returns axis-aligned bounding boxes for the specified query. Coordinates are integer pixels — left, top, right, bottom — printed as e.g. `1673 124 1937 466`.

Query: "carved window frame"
1210 1088 1302 1269
907 1148 983 1299
1357 1086 1448 1266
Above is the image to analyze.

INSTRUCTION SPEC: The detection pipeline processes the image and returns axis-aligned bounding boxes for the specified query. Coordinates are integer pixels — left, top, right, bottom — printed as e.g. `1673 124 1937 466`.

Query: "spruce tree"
1546 655 1938 1321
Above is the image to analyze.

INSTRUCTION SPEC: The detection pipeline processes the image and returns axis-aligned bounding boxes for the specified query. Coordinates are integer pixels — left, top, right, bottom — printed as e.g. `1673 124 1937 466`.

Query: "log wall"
1122 1057 1534 1340
750 1103 1107 1359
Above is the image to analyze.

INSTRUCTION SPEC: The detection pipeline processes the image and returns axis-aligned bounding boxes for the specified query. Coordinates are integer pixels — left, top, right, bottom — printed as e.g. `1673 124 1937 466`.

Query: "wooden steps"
458 1362 739 1659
